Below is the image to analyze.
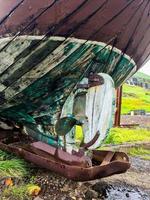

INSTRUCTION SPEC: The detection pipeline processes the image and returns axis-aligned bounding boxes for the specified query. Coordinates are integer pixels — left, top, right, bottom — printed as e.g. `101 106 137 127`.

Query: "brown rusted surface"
114 86 122 127
120 124 139 128
0 0 149 69
31 141 92 167
100 152 115 166
77 74 104 89
81 131 100 149
0 135 130 181
88 73 105 87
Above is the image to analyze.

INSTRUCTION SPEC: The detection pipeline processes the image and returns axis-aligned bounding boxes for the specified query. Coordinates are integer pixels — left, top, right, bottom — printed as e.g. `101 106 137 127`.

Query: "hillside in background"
122 72 150 115
126 71 150 90
122 84 150 114
133 72 150 82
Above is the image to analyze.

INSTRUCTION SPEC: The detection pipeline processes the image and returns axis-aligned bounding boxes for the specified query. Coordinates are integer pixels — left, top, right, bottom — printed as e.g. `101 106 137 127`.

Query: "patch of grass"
128 147 150 156
1 184 32 200
104 128 150 144
0 150 29 178
122 97 150 114
128 147 150 160
0 159 29 178
122 84 150 114
1 183 41 200
0 150 12 161
0 150 39 200
140 155 150 160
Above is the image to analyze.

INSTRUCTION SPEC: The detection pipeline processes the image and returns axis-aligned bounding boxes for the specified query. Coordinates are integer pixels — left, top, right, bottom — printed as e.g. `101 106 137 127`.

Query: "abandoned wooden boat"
0 0 149 180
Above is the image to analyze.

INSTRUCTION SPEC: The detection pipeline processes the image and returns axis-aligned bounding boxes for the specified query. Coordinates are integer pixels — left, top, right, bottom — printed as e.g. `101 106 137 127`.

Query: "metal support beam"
114 86 122 127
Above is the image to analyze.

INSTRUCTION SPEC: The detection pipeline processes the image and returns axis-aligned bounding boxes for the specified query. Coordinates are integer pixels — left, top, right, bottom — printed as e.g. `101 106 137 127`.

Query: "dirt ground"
33 156 150 200
121 115 150 128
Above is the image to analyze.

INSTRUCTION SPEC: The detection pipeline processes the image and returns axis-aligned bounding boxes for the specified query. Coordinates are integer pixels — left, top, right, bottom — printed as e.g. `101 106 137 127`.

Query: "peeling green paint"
0 36 136 141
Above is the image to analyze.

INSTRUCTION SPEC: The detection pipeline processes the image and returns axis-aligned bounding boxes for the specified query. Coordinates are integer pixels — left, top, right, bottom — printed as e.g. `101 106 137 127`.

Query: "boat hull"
0 0 149 69
0 36 135 123
0 0 149 126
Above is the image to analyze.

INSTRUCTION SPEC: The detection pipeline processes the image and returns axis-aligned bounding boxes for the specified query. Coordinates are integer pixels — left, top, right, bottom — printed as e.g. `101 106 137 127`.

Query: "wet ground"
34 156 150 200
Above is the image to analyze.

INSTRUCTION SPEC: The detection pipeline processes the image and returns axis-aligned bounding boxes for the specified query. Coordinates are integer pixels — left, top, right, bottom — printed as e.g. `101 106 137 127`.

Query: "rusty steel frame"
114 86 122 127
0 131 130 181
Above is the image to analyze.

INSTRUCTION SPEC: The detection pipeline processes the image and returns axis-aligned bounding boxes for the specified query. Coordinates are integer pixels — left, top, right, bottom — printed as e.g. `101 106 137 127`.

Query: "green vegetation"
1 183 41 200
104 128 150 144
103 128 150 160
0 159 29 178
0 150 29 178
128 147 150 160
0 150 12 161
0 150 40 200
122 83 150 114
1 184 32 200
134 72 150 81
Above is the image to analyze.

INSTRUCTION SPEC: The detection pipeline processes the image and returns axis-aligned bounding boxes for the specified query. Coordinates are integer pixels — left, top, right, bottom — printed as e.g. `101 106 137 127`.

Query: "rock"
61 184 69 192
92 181 109 198
85 189 98 200
71 196 76 200
34 196 43 200
75 189 78 195
126 193 130 198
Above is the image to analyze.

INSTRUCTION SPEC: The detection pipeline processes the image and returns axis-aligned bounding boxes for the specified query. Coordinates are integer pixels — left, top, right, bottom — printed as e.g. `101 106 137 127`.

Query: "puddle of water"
92 182 150 200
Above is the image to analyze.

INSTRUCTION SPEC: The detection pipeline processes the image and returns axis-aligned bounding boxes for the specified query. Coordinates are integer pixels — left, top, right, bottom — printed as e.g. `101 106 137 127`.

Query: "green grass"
128 147 150 156
140 155 150 160
104 128 150 144
1 183 40 200
0 150 12 161
0 159 29 178
0 150 29 178
128 147 150 160
1 184 32 200
121 84 150 114
103 128 150 160
0 150 39 200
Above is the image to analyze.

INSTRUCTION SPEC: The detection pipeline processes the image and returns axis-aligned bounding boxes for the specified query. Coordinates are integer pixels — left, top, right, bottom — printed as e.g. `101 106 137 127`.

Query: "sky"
139 60 150 76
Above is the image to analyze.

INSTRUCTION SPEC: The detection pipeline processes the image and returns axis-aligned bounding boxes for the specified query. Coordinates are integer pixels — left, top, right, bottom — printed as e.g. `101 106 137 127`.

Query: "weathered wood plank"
0 36 135 128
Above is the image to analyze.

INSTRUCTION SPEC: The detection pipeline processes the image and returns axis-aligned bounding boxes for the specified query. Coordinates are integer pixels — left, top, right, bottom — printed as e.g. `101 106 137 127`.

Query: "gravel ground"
121 115 150 128
34 156 150 200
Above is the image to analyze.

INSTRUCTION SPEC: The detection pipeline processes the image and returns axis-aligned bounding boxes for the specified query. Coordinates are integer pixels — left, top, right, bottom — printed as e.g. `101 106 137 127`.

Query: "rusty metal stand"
114 86 122 127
